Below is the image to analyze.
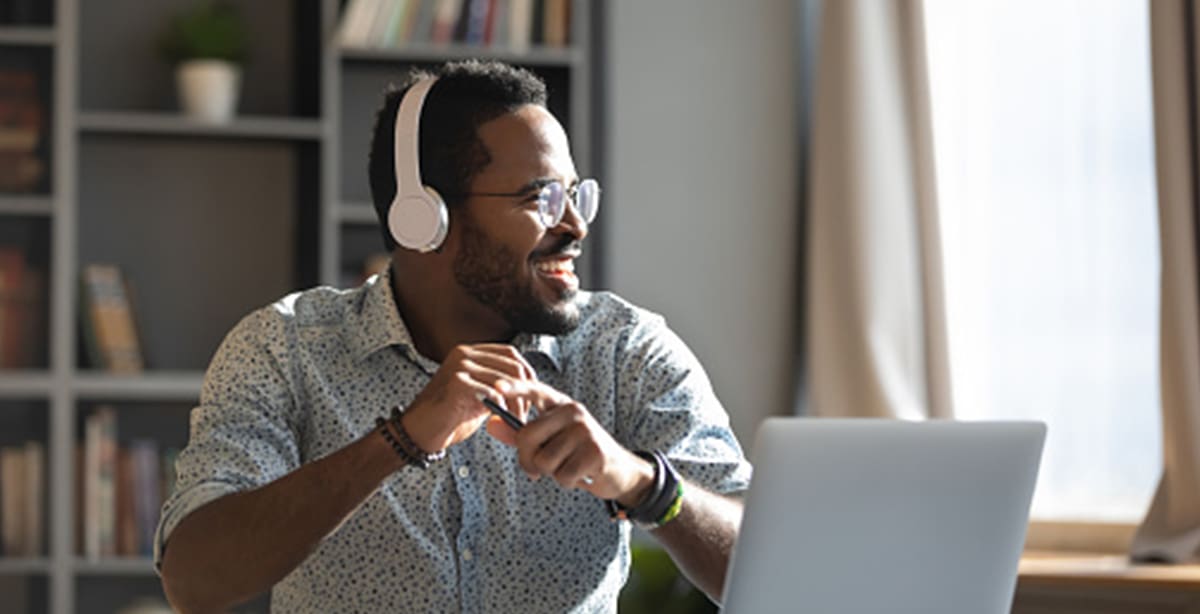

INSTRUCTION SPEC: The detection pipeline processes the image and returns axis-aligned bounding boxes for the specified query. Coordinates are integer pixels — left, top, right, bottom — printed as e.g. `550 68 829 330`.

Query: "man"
157 60 750 613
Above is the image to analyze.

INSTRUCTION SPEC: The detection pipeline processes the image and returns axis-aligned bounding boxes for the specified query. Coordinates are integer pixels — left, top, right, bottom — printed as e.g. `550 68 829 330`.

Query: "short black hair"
368 60 549 251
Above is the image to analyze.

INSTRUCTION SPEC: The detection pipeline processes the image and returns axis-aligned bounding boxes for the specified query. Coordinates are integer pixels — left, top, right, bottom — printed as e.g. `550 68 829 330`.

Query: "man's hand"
490 379 656 507
402 347 653 506
400 344 539 453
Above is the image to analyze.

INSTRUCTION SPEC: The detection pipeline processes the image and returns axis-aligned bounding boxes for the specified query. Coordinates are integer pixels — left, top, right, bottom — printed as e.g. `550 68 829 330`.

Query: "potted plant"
619 544 716 614
159 2 247 123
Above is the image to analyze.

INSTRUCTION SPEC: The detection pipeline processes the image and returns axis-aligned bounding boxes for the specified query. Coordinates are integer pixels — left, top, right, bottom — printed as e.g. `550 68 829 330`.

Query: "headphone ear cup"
388 186 448 252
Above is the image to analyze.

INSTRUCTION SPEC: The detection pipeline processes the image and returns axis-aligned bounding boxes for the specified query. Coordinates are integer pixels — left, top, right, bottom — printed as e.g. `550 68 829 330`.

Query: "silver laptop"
721 418 1045 614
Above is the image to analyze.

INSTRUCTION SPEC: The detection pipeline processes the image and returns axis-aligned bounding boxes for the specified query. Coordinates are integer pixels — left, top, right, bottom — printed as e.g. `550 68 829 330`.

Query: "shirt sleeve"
154 307 302 571
616 315 753 496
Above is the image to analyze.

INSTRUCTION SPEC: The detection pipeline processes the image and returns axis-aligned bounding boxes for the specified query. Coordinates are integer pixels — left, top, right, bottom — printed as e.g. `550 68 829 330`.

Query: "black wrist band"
605 450 682 528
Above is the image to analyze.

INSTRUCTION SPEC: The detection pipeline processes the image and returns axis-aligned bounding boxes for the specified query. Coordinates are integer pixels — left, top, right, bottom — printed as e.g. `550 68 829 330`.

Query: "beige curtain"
1132 0 1200 563
804 0 952 419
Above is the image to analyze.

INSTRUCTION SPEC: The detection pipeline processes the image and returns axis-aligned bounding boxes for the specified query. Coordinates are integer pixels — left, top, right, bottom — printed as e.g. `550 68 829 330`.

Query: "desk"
1014 552 1200 613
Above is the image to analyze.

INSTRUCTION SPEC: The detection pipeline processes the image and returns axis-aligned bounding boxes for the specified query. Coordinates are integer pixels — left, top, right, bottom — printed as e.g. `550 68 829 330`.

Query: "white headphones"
387 77 449 252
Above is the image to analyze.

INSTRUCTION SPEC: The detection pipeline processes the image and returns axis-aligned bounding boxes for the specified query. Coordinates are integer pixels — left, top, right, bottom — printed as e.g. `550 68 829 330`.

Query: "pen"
480 395 525 431
479 393 594 486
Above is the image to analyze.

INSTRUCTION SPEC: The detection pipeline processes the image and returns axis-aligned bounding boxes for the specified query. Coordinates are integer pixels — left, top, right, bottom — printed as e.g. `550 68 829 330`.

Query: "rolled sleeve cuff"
153 481 242 573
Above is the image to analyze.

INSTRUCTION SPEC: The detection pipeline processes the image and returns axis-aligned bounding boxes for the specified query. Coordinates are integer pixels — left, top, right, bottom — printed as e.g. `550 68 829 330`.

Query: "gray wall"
605 1 800 447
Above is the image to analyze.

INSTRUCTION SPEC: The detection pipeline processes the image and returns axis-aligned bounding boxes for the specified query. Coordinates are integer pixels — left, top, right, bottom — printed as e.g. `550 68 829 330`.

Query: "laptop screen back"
720 418 1044 614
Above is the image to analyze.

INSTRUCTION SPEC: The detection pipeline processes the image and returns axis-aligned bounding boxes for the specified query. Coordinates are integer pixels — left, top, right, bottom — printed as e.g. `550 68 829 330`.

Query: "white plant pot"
176 60 241 124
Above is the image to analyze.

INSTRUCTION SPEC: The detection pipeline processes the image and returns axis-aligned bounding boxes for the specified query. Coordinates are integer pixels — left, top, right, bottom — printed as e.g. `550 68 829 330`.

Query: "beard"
453 216 582 336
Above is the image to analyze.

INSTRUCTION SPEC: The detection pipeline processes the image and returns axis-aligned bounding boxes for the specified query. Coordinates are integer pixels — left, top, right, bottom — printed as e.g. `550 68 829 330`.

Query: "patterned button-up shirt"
155 267 752 613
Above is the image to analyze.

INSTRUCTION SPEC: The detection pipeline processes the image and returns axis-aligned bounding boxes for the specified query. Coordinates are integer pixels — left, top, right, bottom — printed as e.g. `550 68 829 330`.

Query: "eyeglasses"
459 178 600 228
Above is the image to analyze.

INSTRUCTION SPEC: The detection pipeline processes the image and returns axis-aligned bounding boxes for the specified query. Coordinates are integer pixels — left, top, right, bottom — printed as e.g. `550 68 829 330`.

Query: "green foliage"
619 544 718 614
159 2 247 65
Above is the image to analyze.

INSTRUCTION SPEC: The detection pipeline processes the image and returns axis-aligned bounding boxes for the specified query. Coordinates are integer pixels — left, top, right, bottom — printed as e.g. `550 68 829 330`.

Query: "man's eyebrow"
512 177 556 194
512 176 579 194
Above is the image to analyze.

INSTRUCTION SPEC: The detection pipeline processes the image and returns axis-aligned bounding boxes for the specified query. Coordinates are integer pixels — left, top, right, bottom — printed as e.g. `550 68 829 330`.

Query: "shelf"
72 371 203 401
0 557 50 574
0 195 53 217
0 372 53 398
0 26 55 46
339 43 582 67
1020 551 1200 590
73 558 155 576
339 202 379 225
78 111 324 141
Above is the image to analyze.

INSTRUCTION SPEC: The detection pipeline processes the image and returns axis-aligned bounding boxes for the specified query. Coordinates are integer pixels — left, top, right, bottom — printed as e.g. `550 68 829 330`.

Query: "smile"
534 258 575 275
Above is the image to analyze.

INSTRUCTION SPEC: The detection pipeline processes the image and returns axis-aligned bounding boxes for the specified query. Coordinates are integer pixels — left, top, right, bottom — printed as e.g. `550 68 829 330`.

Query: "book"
370 0 406 47
115 447 136 556
84 406 118 559
21 440 41 556
491 0 510 48
407 0 441 45
543 0 567 47
0 248 46 369
508 0 533 52
74 444 82 555
129 439 160 557
394 0 424 46
0 446 24 555
80 264 144 373
0 247 22 369
431 0 464 44
461 0 491 45
338 0 378 47
0 64 45 193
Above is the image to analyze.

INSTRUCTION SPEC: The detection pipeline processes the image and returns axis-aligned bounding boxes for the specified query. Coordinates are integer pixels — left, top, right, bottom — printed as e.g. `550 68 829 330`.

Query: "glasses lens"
577 179 600 223
538 182 565 227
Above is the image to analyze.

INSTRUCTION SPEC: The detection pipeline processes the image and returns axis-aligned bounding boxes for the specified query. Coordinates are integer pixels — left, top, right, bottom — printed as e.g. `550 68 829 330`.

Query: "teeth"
535 259 575 274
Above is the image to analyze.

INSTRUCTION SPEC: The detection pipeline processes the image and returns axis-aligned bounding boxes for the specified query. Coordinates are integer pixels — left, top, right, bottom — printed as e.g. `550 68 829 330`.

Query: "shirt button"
462 549 473 561
458 465 470 478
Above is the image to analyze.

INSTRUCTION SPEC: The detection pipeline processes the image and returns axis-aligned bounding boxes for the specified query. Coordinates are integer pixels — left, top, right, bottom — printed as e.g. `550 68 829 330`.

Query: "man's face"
451 104 588 335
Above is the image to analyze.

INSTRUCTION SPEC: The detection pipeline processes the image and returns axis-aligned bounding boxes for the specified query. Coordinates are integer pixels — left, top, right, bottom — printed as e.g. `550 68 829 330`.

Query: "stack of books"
78 406 180 559
338 0 572 52
0 57 47 194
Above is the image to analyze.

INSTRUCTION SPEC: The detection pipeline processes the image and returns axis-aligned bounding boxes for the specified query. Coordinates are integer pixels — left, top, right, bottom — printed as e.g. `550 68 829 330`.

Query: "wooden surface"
1020 551 1200 590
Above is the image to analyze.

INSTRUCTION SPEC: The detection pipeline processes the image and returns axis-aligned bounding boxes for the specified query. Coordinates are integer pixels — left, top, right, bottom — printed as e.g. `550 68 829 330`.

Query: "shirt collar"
352 266 563 372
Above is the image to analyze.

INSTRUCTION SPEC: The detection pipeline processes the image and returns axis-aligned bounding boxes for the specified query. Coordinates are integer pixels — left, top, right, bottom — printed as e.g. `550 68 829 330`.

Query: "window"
924 0 1161 522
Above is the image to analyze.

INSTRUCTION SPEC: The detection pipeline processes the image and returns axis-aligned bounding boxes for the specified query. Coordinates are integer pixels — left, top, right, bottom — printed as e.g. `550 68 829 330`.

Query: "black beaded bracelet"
376 409 446 469
376 417 422 467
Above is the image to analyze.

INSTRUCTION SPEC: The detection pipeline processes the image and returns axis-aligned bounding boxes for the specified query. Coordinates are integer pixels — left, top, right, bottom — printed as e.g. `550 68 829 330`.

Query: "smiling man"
155 61 750 614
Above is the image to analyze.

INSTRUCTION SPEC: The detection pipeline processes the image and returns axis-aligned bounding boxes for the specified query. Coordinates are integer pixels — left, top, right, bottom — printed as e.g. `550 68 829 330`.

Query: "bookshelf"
0 0 601 612
0 27 56 47
76 111 325 140
0 196 53 216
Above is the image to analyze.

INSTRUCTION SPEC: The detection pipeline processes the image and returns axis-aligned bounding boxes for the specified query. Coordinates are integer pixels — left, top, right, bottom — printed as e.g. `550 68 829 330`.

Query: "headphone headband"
393 77 437 200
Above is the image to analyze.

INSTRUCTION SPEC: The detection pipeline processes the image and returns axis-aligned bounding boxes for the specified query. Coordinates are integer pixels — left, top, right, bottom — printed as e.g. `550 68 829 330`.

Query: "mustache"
531 237 581 260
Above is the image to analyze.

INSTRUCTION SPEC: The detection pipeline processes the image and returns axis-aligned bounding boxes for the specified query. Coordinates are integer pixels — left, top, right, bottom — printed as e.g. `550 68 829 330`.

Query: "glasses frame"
453 178 600 228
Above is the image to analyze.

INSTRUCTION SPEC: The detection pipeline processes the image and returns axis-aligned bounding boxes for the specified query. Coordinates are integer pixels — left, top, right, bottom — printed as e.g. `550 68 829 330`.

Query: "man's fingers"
554 451 600 490
495 379 572 415
458 345 538 381
530 428 576 480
